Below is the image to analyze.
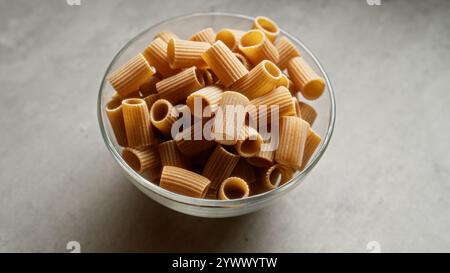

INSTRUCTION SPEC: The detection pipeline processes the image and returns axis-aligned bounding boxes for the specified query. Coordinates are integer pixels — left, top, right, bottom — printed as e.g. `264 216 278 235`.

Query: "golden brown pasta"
299 101 317 126
234 52 252 70
112 90 141 101
175 122 216 156
235 126 263 158
248 86 295 123
160 166 211 198
158 140 190 168
154 31 179 43
139 75 160 96
167 39 210 69
143 38 179 77
238 30 279 65
246 135 275 167
122 98 154 148
107 54 154 98
143 93 160 112
292 97 302 118
156 67 205 104
122 147 160 174
231 60 282 99
287 56 325 100
262 164 294 190
200 69 217 85
275 36 301 70
231 158 257 184
274 116 310 169
190 27 216 45
213 91 249 145
150 99 178 136
218 177 250 200
215 28 245 51
252 16 280 43
300 129 321 170
186 85 223 117
202 145 240 190
201 40 249 87
105 99 128 147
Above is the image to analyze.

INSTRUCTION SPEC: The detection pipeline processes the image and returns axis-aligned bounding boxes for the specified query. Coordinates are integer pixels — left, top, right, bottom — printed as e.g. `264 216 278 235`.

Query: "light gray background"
0 0 449 252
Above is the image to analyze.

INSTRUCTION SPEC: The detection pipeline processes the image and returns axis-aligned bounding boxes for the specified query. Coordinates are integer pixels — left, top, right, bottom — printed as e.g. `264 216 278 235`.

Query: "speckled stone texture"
0 0 449 252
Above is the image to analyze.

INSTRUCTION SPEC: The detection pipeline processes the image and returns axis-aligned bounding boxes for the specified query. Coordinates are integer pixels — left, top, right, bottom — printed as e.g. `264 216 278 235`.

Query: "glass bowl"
97 12 336 218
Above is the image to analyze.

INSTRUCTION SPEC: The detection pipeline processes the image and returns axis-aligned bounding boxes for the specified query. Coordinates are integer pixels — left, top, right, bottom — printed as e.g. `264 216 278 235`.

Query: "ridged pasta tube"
235 126 263 158
231 60 282 99
300 129 321 170
274 116 310 170
299 101 317 126
248 86 295 123
201 40 249 87
238 30 279 65
107 54 154 97
252 16 280 43
154 31 179 43
175 122 216 156
262 164 294 190
292 98 302 118
167 39 211 69
215 28 245 51
246 135 275 167
122 98 154 148
143 38 179 77
139 75 160 97
231 158 257 184
156 67 205 104
158 140 189 169
287 57 325 100
105 99 128 147
234 52 252 70
275 36 301 70
218 177 250 200
143 93 160 112
186 85 223 117
202 145 240 190
122 147 160 174
160 166 211 198
150 99 178 136
190 28 216 45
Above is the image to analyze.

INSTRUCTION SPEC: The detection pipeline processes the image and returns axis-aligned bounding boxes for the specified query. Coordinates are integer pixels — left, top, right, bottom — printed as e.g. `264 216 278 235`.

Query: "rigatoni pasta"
299 101 317 126
122 147 160 174
202 145 240 190
122 98 154 148
215 28 245 51
156 67 205 104
158 140 190 169
218 177 250 200
300 129 322 170
190 28 216 45
150 99 178 136
143 38 179 77
287 56 325 100
275 36 301 70
262 164 294 190
235 126 263 158
231 158 257 184
248 86 295 123
186 85 223 117
167 39 210 69
106 99 128 147
154 31 179 43
160 166 211 198
139 75 160 97
238 30 279 65
252 16 280 43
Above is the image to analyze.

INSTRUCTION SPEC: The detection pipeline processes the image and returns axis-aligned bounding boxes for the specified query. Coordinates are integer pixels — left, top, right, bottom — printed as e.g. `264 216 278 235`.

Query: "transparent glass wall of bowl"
98 13 335 218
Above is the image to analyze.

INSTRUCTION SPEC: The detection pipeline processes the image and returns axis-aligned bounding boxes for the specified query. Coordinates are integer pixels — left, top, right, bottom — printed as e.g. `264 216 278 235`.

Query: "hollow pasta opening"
240 138 261 156
263 61 281 78
106 99 122 111
151 101 169 122
223 179 248 199
269 168 282 187
304 78 326 99
123 98 144 105
216 30 236 49
256 17 278 34
194 68 205 86
122 149 142 173
240 30 264 47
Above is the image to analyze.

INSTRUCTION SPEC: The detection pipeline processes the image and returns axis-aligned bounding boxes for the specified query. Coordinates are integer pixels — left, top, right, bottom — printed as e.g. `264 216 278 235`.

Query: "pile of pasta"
105 16 324 200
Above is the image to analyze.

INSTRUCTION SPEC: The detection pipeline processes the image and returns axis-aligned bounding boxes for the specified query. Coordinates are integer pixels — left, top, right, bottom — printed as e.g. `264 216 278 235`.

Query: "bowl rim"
97 12 336 207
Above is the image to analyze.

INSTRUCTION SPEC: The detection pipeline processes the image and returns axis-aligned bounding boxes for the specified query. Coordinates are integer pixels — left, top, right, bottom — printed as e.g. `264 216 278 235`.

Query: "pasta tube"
293 97 302 118
186 85 223 117
300 129 321 170
252 16 280 43
190 28 216 45
287 56 325 100
275 36 301 70
231 60 282 99
215 28 245 51
231 158 257 184
143 93 160 112
200 69 217 85
154 31 179 43
218 177 250 200
105 99 128 147
213 91 249 145
139 75 160 97
248 86 295 123
235 126 263 158
150 99 178 136
122 98 154 148
274 116 310 170
202 145 240 190
246 135 275 167
158 140 190 169
122 147 160 174
201 40 249 87
143 38 179 77
234 52 252 70
107 54 154 98
167 39 211 69
238 30 279 65
262 164 294 190
156 67 205 104
160 166 211 198
299 101 317 126
175 122 216 156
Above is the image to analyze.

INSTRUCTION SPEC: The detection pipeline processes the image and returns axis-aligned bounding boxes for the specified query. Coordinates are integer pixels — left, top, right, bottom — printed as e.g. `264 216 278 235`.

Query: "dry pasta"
175 122 216 156
122 98 154 148
160 166 211 198
218 177 250 200
215 28 245 51
202 145 240 190
231 158 257 184
158 140 190 169
186 85 223 117
190 28 216 45
246 135 275 167
143 93 160 112
235 126 263 158
262 164 294 190
300 129 321 170
248 86 295 123
238 30 279 65
200 69 217 85
107 54 154 98
252 16 280 43
292 97 302 118
274 116 310 170
231 60 282 99
139 75 160 96
154 31 179 43
167 39 211 69
122 147 160 174
201 40 249 87
287 56 325 100
105 99 128 147
150 99 178 136
299 101 317 126
275 36 301 70
156 67 205 104
143 38 179 77
234 52 252 70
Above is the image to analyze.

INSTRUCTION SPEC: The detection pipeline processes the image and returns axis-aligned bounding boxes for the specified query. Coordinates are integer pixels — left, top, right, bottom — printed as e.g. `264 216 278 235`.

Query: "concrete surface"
0 0 449 252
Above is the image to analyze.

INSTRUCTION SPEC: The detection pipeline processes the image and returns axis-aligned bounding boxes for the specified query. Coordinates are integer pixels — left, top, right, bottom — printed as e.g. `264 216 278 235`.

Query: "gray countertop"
1 0 449 252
